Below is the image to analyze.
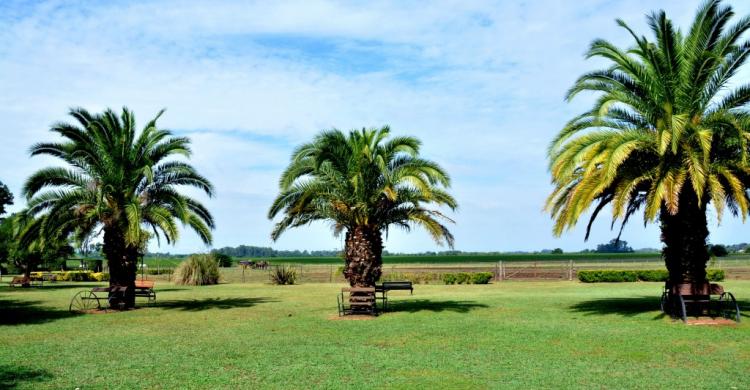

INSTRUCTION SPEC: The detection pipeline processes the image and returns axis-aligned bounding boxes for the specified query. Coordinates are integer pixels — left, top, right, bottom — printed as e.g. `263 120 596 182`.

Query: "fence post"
568 260 573 281
495 261 500 281
330 265 333 283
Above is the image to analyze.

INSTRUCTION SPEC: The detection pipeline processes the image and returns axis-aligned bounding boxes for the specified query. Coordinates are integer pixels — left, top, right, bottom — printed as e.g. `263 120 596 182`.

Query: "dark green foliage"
269 266 298 285
442 272 493 285
596 239 634 253
551 248 563 254
709 244 729 257
578 269 725 283
381 272 439 284
212 252 233 267
0 180 13 216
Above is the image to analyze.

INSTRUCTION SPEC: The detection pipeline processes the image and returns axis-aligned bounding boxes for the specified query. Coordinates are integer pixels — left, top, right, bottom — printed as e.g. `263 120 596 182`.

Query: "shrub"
442 273 457 285
455 273 472 284
577 270 638 282
173 254 220 286
442 272 493 285
92 272 109 282
270 266 298 285
146 268 173 275
635 270 668 282
471 272 494 284
212 253 233 267
707 269 725 281
382 272 439 284
578 269 725 283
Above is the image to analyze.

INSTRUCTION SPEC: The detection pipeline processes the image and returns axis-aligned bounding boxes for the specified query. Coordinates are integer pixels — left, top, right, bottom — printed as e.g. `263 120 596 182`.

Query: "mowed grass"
1 281 749 389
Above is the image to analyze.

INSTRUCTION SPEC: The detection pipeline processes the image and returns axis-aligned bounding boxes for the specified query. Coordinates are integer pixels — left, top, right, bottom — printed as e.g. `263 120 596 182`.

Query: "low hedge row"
577 269 725 283
442 272 494 285
29 271 109 282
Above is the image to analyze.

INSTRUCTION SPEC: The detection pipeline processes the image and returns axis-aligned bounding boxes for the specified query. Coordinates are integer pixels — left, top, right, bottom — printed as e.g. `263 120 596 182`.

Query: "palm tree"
269 127 457 287
547 0 750 285
24 107 214 307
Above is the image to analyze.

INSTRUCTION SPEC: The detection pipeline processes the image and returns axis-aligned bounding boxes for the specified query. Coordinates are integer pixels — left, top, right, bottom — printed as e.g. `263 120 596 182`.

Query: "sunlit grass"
1 281 749 388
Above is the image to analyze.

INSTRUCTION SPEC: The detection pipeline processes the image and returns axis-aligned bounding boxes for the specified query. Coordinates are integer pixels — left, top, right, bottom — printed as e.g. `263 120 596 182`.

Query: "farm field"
1 281 749 389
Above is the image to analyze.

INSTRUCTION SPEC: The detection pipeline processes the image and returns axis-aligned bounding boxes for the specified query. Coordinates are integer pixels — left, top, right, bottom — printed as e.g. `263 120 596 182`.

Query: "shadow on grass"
386 299 489 313
0 298 77 325
154 297 276 311
0 364 53 389
569 296 664 319
0 283 102 292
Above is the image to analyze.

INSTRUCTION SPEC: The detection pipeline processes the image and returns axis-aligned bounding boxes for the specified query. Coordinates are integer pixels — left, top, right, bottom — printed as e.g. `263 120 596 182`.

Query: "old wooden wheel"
69 291 101 313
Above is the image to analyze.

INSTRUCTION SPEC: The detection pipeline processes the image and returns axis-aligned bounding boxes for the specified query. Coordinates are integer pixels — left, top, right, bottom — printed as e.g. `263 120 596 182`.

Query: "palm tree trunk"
103 227 136 308
660 188 709 284
344 225 383 287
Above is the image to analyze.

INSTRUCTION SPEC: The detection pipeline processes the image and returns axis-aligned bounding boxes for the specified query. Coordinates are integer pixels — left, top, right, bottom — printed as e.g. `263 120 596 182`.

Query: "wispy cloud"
1 0 749 253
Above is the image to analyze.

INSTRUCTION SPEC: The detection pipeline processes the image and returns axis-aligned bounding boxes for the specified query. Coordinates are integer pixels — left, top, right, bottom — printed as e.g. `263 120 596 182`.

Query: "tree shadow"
385 299 489 314
571 296 750 320
0 365 53 389
569 296 664 319
153 297 276 311
0 298 78 326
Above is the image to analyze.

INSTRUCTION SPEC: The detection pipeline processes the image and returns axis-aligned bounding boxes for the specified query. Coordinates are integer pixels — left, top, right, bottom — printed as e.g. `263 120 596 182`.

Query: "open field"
1 281 749 389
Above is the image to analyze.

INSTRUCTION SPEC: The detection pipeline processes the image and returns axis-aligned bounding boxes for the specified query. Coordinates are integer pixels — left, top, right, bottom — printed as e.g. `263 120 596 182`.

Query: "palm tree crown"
547 0 750 239
269 126 457 245
23 107 215 255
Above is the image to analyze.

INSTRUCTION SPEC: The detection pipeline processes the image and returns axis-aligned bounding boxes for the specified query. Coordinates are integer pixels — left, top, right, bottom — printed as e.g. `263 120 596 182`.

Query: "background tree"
1 212 73 277
24 107 214 307
709 244 728 257
595 239 634 253
269 127 457 287
0 181 13 217
547 0 750 285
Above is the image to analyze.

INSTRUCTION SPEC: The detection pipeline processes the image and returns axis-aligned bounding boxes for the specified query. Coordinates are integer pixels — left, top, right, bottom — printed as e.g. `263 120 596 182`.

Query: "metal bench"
375 281 413 311
337 287 378 316
660 282 740 323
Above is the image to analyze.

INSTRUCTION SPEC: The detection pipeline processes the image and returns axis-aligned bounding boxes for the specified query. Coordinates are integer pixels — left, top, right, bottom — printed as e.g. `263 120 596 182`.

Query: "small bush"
270 266 297 285
173 254 220 286
635 270 668 282
471 272 494 284
212 253 234 267
707 269 725 281
92 272 109 282
441 272 493 285
442 273 457 285
146 268 173 275
578 269 725 283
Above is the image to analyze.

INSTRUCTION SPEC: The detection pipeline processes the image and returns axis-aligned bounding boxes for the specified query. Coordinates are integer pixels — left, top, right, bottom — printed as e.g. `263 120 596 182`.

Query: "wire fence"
132 257 750 283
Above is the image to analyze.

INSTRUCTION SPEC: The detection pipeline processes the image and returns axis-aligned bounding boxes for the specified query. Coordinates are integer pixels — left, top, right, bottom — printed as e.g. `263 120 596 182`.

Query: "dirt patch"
685 318 737 326
327 314 378 321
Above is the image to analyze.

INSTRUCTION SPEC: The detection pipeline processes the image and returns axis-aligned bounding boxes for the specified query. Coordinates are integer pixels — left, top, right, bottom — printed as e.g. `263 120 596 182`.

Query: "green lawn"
1 281 749 389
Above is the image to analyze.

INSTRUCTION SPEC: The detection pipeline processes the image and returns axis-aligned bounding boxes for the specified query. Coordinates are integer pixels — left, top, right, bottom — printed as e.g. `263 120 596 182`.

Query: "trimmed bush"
173 254 220 286
471 272 494 284
269 266 297 285
442 272 494 285
578 269 725 283
382 272 439 284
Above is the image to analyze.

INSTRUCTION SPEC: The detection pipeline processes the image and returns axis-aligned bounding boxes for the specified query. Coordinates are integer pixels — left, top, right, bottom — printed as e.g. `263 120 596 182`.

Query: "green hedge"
578 269 725 283
442 272 494 285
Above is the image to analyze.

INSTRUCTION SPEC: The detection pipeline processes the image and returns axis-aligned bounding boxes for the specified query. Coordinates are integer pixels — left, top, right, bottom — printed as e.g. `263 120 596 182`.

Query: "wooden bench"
661 282 740 323
134 280 156 303
9 276 43 287
337 287 377 316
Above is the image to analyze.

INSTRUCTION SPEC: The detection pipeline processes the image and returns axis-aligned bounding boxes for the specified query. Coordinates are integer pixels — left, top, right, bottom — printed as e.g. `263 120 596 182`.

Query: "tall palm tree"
269 127 457 287
24 107 214 307
547 0 750 285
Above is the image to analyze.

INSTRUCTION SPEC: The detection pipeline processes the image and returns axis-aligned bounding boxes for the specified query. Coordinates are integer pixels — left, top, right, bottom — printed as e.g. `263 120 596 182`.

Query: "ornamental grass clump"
173 254 220 286
269 265 298 285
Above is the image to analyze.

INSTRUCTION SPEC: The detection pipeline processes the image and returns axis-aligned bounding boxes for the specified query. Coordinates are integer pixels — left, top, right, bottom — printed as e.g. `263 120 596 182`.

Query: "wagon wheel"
719 292 741 323
69 291 101 313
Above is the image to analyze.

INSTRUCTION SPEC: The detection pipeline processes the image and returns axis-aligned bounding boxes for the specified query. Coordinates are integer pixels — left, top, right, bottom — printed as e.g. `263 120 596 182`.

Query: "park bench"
9 276 43 287
69 286 128 313
337 287 378 316
660 282 740 323
134 280 156 303
375 281 414 311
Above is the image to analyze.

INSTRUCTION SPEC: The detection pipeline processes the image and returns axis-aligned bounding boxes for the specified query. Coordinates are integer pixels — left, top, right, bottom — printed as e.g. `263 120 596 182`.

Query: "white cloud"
1 0 749 253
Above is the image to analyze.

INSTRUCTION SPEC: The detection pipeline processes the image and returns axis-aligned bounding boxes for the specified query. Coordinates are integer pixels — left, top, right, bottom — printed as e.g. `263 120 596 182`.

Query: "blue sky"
1 0 750 254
